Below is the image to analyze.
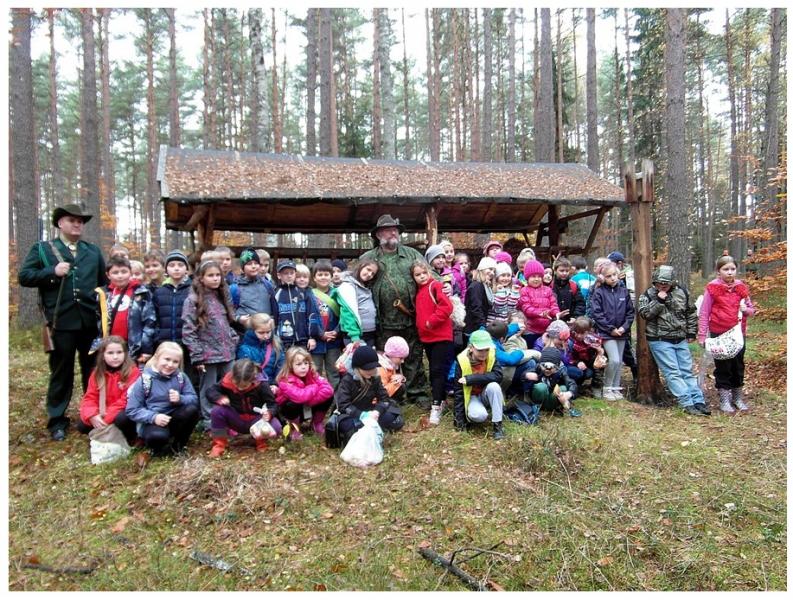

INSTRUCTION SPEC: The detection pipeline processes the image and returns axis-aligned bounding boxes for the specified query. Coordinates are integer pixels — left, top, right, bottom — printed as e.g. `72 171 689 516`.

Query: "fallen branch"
23 560 98 575
189 550 252 576
418 546 488 591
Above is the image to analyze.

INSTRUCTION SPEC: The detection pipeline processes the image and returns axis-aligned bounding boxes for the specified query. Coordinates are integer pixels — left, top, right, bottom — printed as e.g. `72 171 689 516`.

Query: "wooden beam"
424 204 439 245
583 206 610 255
183 204 209 231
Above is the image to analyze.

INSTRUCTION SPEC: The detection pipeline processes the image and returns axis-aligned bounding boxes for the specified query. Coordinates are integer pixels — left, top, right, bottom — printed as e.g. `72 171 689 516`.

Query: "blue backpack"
504 399 541 425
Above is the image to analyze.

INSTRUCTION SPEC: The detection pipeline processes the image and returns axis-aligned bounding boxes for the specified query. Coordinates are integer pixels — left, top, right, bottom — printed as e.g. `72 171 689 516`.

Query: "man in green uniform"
360 214 431 408
19 204 108 440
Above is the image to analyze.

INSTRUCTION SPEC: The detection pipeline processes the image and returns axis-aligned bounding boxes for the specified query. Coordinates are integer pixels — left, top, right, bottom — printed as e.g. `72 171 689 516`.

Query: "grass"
7 306 787 591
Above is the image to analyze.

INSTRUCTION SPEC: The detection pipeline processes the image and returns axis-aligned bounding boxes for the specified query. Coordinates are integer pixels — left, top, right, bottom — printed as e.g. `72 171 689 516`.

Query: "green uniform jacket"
18 239 107 331
637 285 697 341
360 244 440 330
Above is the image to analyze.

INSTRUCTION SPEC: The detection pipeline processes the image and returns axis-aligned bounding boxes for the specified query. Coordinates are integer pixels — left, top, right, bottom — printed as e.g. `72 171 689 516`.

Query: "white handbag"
705 307 744 360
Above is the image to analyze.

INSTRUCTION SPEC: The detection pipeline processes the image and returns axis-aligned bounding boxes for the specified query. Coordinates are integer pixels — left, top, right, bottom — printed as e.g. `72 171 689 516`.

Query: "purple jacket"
181 291 239 365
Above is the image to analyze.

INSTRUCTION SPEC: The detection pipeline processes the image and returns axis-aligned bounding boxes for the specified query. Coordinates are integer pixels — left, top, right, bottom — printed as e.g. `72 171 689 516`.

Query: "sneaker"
693 403 711 416
567 407 582 418
683 405 705 416
429 404 443 426
590 387 603 398
603 388 618 401
50 428 66 442
611 387 624 400
492 421 505 441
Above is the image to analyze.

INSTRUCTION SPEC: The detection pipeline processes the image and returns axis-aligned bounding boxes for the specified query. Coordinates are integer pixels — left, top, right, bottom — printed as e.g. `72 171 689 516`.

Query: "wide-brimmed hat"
370 214 405 236
52 203 93 228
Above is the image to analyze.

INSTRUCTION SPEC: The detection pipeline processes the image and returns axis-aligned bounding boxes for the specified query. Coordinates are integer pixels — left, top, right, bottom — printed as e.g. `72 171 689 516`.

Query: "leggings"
424 341 454 406
602 339 626 389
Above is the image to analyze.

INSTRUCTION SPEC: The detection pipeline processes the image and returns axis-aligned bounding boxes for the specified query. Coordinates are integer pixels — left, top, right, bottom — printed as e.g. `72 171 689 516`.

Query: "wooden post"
627 160 666 405
583 206 609 256
424 204 438 246
195 204 216 254
547 205 560 251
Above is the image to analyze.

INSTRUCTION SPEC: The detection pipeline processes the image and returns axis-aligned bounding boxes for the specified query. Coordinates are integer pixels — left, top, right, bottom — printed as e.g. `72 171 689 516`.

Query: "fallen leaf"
626 525 641 534
111 516 131 533
417 540 431 549
596 556 614 567
314 583 327 591
390 567 406 581
489 581 506 591
661 518 673 527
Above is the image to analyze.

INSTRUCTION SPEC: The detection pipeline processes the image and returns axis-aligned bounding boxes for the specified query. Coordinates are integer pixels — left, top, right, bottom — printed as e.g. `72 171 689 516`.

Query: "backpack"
141 371 186 400
504 399 541 425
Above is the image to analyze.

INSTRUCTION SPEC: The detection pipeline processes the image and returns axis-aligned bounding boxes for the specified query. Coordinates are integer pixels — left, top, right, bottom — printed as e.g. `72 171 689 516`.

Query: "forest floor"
7 287 787 591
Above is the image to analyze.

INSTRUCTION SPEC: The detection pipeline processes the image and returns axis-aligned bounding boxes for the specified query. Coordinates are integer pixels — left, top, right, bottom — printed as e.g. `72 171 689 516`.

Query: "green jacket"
360 244 442 330
637 285 697 341
18 239 107 331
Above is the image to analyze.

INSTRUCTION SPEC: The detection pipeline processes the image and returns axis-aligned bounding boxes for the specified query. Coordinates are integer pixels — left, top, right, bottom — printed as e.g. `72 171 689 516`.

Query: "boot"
311 411 327 435
284 420 303 442
254 437 269 452
492 421 505 441
732 388 749 412
208 437 228 458
718 389 736 415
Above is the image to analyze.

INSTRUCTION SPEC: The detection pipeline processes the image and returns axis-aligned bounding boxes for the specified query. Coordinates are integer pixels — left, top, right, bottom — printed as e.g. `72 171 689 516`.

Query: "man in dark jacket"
638 265 708 416
18 203 107 440
452 330 506 440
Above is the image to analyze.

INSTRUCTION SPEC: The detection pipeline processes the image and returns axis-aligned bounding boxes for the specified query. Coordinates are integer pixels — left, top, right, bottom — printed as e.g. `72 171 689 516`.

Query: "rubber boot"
492 421 505 441
208 437 228 457
732 388 749 412
254 437 268 452
718 388 736 414
311 410 327 435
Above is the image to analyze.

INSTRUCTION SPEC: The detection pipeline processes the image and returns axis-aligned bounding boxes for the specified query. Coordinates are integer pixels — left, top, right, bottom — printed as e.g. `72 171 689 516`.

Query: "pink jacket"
451 265 468 303
518 283 560 334
276 372 334 406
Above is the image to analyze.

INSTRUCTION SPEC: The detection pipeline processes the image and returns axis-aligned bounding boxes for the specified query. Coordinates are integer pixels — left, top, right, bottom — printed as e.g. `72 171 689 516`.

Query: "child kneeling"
206 359 281 457
525 347 581 417
452 330 506 440
334 345 404 447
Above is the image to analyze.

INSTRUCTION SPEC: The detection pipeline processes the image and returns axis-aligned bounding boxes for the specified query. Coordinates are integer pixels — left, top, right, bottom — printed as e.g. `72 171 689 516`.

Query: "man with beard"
359 214 432 408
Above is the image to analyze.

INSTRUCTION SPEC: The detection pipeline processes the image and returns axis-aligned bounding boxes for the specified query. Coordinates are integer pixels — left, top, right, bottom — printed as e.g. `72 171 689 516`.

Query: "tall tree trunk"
166 9 180 148
401 8 411 160
379 9 396 159
532 9 539 161
279 12 288 151
624 9 636 172
47 9 63 209
725 10 740 259
79 8 101 244
203 9 218 149
471 9 481 161
248 9 264 152
372 9 383 158
451 10 461 161
613 10 624 181
507 8 516 162
737 10 753 261
555 9 564 163
762 8 783 241
535 8 555 163
10 8 40 326
318 8 337 157
702 97 715 277
585 8 599 172
271 9 282 153
664 8 690 286
695 11 708 274
572 9 580 162
98 8 116 251
430 9 442 161
305 8 318 156
144 9 160 248
482 8 493 161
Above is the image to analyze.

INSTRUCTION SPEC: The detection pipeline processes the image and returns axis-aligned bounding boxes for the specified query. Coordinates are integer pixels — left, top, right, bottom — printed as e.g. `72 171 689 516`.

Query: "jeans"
312 346 343 390
648 340 705 407
466 382 504 423
198 361 233 425
565 365 593 384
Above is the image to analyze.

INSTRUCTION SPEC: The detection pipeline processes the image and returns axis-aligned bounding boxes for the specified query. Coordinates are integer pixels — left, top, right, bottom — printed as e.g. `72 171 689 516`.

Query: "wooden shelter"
157 146 625 258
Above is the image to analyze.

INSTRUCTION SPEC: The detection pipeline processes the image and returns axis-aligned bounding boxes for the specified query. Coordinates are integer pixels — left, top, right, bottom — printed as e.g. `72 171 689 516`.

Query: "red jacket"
79 366 141 426
415 279 454 343
517 284 560 334
276 371 334 406
697 278 754 340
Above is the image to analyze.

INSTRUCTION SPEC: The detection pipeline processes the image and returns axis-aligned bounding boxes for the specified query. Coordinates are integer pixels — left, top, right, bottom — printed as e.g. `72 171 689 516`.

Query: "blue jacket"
96 282 157 359
490 323 527 366
589 283 635 340
236 329 286 383
311 287 343 355
152 277 192 344
230 276 277 322
273 284 322 345
125 366 198 425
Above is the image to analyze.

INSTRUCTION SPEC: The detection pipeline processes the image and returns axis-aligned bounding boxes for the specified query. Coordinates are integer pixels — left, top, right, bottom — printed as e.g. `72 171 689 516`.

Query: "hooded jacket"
638 284 698 342
273 283 321 345
552 277 586 319
236 329 285 383
415 278 453 343
517 283 560 334
206 370 276 416
275 371 334 406
230 275 277 322
335 370 393 420
181 291 239 365
332 273 377 341
96 281 157 358
125 366 198 425
152 276 192 344
79 366 141 426
463 280 493 334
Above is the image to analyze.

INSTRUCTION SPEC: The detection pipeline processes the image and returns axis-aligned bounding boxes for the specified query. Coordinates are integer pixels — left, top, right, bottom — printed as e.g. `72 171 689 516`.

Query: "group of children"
77 240 753 459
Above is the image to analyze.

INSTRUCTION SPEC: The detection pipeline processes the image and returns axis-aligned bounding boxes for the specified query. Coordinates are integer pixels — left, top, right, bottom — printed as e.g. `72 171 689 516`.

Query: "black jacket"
206 372 277 416
334 372 393 420
529 364 578 411
153 277 192 344
463 280 492 334
552 277 586 319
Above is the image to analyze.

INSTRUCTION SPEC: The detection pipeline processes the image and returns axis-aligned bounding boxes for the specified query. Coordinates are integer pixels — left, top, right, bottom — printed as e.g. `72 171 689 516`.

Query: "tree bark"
585 8 599 173
572 9 581 162
761 8 783 241
664 8 689 286
10 8 40 327
379 9 396 160
532 9 539 162
98 8 116 251
47 9 63 209
271 9 282 153
482 8 493 161
555 9 564 163
613 10 624 181
430 9 442 161
535 9 555 163
507 9 517 162
166 9 180 148
305 8 318 156
401 8 411 160
79 8 101 244
725 10 740 259
318 8 337 157
143 9 160 248
372 9 383 158
624 9 636 173
203 9 218 149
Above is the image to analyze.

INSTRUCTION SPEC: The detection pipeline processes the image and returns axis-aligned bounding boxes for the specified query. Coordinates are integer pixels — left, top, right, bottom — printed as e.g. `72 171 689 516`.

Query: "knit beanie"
165 250 189 267
495 262 513 278
383 336 409 358
494 251 513 265
545 319 570 341
523 259 545 278
351 345 380 370
239 247 260 266
539 347 563 367
424 244 447 265
331 259 347 271
476 257 497 272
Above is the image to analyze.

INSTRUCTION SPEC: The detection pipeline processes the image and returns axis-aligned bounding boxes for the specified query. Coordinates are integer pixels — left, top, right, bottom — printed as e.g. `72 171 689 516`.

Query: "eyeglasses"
540 362 558 371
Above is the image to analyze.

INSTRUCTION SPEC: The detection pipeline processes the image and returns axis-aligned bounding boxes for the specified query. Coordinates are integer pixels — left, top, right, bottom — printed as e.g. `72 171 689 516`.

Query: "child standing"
152 250 194 380
256 249 272 281
310 260 343 389
129 260 145 285
95 255 157 363
215 246 236 285
464 257 496 335
125 342 200 456
78 336 141 444
452 252 470 302
487 262 519 325
229 247 277 329
589 261 634 400
206 358 281 456
237 313 284 393
515 248 536 287
182 260 239 429
333 259 379 347
697 256 755 413
274 260 320 351
517 259 562 347
412 260 454 425
331 259 347 287
275 346 334 440
143 249 166 289
570 257 597 309
552 257 585 322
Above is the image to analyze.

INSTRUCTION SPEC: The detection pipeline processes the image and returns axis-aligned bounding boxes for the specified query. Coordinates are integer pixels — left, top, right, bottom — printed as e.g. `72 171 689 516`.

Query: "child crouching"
525 347 581 417
206 359 282 457
275 346 334 441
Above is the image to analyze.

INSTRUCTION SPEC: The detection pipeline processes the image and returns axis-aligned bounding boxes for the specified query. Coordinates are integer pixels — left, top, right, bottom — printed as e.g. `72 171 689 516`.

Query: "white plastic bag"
89 439 130 465
250 406 277 439
340 416 384 468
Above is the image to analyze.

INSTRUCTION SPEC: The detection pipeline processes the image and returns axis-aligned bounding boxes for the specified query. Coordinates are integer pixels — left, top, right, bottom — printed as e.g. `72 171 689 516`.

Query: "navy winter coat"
152 277 192 344
588 283 635 340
